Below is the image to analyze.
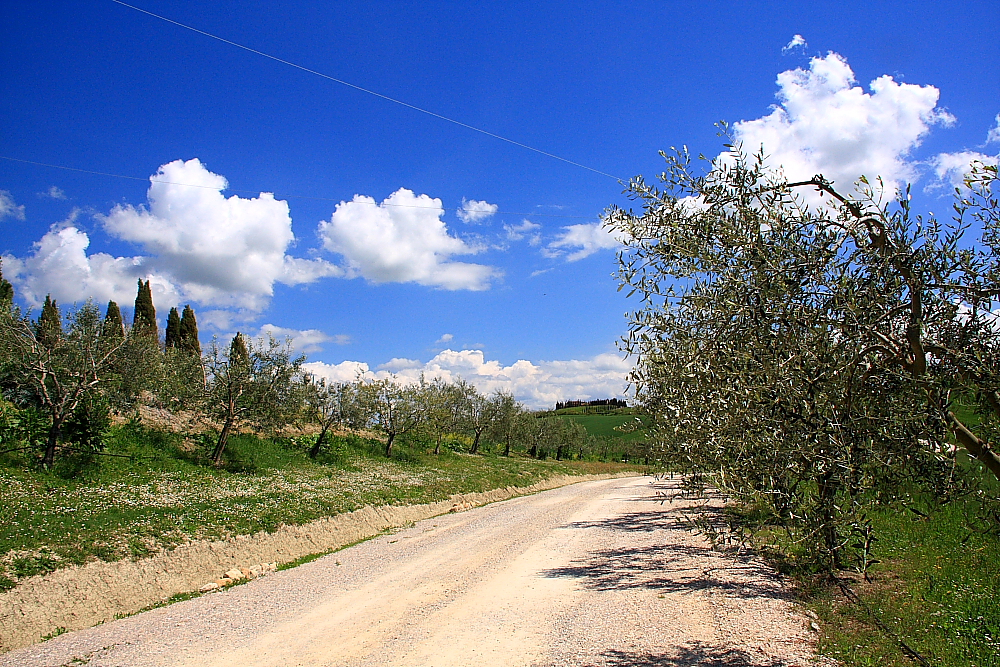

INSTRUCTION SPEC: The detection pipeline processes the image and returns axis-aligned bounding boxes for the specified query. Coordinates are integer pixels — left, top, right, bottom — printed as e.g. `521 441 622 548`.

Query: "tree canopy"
606 142 999 567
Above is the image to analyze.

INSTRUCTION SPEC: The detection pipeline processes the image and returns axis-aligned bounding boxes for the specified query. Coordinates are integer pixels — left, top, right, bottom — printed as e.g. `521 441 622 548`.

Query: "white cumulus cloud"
102 158 340 310
39 186 66 200
0 191 25 220
457 198 498 223
782 34 807 54
302 360 371 384
732 52 954 196
928 151 998 190
546 222 624 261
318 188 498 291
7 159 341 312
1 224 170 309
305 349 631 410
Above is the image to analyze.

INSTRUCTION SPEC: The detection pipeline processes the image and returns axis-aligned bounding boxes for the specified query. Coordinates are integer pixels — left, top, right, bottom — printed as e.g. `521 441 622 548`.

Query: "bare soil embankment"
0 472 637 653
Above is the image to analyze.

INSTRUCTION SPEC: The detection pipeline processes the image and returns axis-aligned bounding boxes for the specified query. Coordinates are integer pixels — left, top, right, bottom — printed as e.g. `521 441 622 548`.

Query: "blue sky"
2 1 998 408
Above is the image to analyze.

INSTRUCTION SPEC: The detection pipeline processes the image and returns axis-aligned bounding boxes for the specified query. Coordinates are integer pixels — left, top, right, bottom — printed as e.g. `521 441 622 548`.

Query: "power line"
0 155 604 221
109 0 623 182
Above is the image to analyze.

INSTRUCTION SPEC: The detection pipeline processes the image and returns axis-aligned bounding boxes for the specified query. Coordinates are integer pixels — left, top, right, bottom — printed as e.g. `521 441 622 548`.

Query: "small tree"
102 301 125 340
460 380 499 455
35 295 62 349
204 333 305 465
304 378 358 459
486 390 524 457
0 301 127 466
356 377 425 457
0 259 13 307
421 377 467 455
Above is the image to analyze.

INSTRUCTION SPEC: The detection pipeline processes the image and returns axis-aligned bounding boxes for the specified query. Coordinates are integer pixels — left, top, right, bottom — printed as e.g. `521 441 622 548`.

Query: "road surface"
1 476 819 667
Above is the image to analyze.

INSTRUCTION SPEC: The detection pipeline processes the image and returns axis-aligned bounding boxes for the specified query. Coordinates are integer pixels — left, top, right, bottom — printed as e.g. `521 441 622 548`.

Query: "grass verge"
0 423 640 590
799 497 1000 667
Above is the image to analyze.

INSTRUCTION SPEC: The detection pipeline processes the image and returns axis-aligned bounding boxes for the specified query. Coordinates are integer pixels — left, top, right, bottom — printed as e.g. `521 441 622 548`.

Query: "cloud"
436 333 454 343
318 188 498 291
988 114 1000 145
2 226 168 308
39 186 66 200
305 349 631 410
732 52 954 196
377 357 425 371
457 198 498 223
101 158 341 310
546 222 623 261
927 151 999 190
7 158 341 312
257 324 346 355
504 219 542 245
302 360 371 384
782 34 807 54
0 191 25 220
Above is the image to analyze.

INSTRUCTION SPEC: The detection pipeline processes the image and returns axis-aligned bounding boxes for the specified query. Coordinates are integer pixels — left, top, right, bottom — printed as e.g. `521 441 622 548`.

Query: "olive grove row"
0 277 633 468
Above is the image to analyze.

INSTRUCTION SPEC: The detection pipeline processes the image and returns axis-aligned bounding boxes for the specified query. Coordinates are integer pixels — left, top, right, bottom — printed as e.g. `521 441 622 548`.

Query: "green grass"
805 496 1000 667
552 413 650 442
0 423 638 589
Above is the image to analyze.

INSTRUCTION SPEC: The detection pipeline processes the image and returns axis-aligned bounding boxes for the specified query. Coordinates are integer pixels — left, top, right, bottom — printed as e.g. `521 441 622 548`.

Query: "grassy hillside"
546 407 650 442
558 414 648 441
0 423 639 591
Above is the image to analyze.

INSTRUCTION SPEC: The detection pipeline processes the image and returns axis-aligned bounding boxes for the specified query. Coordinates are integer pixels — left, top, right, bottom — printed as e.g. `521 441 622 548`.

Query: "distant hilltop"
554 398 628 411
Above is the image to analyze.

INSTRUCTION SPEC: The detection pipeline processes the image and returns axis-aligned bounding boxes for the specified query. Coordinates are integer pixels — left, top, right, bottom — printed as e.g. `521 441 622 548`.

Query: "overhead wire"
0 155 605 221
109 0 624 182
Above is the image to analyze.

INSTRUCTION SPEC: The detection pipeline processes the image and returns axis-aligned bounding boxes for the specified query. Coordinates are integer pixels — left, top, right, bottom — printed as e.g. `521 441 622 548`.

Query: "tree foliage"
204 333 305 465
606 142 1000 568
35 295 62 350
164 307 181 349
0 260 13 307
179 305 201 356
0 301 126 466
132 279 157 340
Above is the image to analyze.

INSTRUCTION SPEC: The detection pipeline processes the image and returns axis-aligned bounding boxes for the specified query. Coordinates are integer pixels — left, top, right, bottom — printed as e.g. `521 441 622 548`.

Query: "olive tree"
0 301 127 466
606 142 999 567
485 390 523 456
204 333 305 465
355 376 426 457
303 377 359 459
458 379 499 455
420 377 467 455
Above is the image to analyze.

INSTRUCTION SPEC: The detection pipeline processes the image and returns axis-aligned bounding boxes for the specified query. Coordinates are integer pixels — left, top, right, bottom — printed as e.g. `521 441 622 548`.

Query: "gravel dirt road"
1 476 822 667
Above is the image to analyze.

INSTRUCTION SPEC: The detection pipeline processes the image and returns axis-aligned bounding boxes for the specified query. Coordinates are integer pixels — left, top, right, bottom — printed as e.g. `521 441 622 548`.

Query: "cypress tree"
103 300 125 339
36 295 62 348
179 304 201 356
0 259 13 307
230 332 250 367
165 307 181 348
132 279 158 339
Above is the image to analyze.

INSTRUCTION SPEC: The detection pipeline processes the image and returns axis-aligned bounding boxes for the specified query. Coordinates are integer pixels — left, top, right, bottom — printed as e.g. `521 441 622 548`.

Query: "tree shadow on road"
542 502 785 599
574 643 796 666
562 504 724 534
540 543 779 598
